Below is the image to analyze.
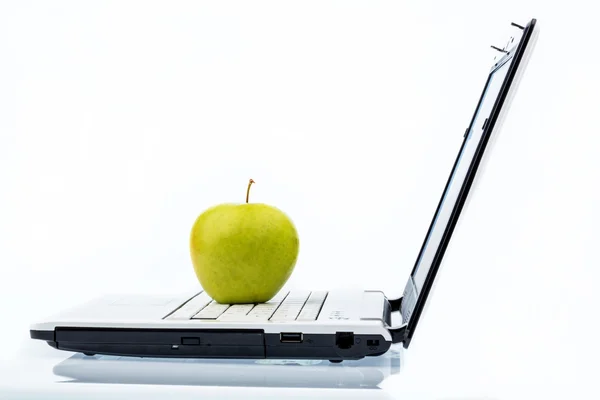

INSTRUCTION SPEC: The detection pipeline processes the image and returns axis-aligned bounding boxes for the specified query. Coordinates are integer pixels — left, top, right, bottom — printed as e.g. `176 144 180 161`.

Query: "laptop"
30 18 538 362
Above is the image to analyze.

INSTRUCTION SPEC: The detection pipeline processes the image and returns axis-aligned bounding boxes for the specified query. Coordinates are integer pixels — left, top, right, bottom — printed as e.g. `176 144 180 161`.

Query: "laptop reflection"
52 348 402 390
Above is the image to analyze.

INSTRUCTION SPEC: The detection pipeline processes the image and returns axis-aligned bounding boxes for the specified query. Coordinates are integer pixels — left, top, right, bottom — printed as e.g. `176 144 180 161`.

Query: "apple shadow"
52 346 403 390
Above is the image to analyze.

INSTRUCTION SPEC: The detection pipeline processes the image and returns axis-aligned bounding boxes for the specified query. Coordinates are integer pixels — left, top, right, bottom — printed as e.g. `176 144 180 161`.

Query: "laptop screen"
412 57 512 293
398 18 537 346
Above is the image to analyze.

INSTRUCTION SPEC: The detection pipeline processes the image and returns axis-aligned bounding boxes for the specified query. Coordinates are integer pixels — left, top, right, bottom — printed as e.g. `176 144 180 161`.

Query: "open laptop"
30 18 538 362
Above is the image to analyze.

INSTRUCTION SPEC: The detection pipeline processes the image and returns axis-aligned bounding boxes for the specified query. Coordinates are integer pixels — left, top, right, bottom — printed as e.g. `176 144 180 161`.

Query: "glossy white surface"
0 339 498 399
1 1 600 399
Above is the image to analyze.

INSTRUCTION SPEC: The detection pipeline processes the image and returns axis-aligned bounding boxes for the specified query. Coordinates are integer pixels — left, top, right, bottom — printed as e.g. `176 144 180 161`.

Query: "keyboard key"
217 304 255 320
269 290 290 303
316 290 362 322
296 291 327 321
243 303 280 320
269 291 311 321
192 301 230 319
165 292 212 320
306 291 327 303
242 291 289 321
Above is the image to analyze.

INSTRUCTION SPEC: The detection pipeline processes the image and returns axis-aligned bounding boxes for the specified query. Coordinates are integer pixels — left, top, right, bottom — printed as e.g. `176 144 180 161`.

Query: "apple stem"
246 179 255 203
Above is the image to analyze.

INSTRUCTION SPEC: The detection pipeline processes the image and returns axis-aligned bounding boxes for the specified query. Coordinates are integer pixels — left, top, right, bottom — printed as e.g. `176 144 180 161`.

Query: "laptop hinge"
389 324 408 344
388 297 402 312
386 296 406 344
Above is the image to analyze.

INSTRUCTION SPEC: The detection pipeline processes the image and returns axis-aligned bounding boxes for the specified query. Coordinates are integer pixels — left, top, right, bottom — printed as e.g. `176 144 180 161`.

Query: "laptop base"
32 328 392 362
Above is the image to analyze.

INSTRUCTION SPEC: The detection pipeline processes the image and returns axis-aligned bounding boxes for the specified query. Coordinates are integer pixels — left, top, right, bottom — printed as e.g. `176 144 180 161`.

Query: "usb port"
280 332 303 343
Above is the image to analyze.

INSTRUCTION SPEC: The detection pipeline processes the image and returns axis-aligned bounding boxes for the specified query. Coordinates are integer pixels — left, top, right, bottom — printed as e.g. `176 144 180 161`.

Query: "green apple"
189 179 299 304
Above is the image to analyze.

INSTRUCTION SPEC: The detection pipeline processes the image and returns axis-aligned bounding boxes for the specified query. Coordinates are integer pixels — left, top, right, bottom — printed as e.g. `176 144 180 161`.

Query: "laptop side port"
280 332 303 343
335 332 354 349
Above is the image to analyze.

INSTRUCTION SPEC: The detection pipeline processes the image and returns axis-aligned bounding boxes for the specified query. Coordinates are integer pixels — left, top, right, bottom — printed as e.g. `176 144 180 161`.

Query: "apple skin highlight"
189 180 299 304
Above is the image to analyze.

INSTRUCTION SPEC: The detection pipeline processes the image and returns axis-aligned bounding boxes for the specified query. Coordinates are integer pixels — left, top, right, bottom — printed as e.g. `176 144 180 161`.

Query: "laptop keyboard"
165 291 328 322
278 291 327 322
166 292 212 320
194 301 231 320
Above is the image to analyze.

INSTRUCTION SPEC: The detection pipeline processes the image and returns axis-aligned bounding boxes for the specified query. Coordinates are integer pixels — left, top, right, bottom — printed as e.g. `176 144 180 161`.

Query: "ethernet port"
335 332 354 350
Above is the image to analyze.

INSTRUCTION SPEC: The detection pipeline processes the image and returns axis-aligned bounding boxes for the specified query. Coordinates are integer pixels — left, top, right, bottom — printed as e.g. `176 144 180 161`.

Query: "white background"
1 0 599 398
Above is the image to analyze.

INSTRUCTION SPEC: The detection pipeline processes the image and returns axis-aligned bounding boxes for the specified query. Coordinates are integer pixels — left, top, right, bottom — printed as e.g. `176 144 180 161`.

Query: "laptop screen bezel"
400 18 537 347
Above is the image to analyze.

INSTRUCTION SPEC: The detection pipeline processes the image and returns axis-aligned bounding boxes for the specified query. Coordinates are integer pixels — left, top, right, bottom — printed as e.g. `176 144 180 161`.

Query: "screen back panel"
399 18 538 347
